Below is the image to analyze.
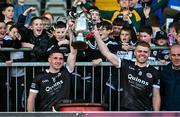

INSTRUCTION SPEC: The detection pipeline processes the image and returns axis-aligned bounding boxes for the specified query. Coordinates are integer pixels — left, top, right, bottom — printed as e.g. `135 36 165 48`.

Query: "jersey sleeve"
29 75 42 94
152 69 160 89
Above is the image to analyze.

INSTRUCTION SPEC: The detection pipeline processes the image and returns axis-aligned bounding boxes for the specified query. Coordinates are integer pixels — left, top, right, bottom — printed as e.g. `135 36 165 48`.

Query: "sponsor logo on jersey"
128 74 149 86
45 80 63 92
153 50 157 56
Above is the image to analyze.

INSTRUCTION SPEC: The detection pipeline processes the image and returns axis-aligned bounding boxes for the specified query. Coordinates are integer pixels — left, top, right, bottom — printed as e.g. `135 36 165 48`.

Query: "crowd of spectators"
0 0 180 112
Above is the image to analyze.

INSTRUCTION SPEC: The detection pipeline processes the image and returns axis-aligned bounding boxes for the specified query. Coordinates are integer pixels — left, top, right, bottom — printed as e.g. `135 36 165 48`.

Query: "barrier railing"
0 61 168 112
0 46 170 112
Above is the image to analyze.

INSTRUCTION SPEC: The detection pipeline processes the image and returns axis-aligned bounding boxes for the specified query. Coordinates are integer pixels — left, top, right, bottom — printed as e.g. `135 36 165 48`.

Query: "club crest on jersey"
52 77 56 82
146 73 152 78
153 50 157 56
58 73 62 77
138 71 142 76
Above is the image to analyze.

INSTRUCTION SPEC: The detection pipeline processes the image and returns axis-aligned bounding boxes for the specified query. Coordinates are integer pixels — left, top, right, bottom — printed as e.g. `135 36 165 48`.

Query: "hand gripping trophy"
69 0 91 50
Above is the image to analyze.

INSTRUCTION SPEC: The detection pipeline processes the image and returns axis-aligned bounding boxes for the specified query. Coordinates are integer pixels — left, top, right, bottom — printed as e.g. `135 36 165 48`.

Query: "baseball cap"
155 31 167 40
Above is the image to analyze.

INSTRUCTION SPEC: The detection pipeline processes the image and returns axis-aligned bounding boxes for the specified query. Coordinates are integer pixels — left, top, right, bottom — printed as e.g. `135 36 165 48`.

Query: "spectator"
41 16 52 38
116 26 134 60
139 25 154 46
89 6 101 23
5 25 27 112
48 21 70 60
42 11 54 24
93 27 160 111
175 24 180 44
162 0 180 24
13 0 32 27
154 30 170 63
2 3 14 23
4 21 15 40
82 0 169 30
0 20 21 112
27 24 77 111
111 18 125 41
160 44 180 111
17 7 50 62
41 16 51 31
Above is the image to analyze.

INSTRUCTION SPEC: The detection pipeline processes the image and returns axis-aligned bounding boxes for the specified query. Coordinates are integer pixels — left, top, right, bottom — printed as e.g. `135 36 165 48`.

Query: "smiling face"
134 45 150 65
48 52 64 72
0 22 7 40
31 19 44 37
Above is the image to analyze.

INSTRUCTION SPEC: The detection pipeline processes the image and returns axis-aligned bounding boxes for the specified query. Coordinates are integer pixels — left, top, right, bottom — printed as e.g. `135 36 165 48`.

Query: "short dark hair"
2 4 14 11
53 21 66 29
97 21 112 30
30 17 42 25
6 21 15 26
139 25 153 36
112 18 125 26
48 47 64 58
9 25 18 31
120 26 131 38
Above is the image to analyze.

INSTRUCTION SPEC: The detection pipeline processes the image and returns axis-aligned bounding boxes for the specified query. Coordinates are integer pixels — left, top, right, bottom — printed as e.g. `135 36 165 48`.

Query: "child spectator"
42 11 54 25
6 25 27 111
175 24 180 44
48 21 70 60
13 0 32 27
116 26 134 60
4 21 15 40
42 16 51 31
89 6 101 23
168 22 178 41
154 30 170 63
90 21 119 65
2 3 14 23
82 0 169 30
139 25 154 46
138 25 157 62
17 7 50 62
0 20 21 111
111 18 125 41
41 16 52 38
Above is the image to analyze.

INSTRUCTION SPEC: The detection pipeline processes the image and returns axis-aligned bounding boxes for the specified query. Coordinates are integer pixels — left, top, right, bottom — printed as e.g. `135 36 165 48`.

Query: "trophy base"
72 41 87 50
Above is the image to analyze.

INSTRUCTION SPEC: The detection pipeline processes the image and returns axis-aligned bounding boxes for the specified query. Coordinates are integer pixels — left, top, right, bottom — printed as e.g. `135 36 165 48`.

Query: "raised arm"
92 27 120 68
66 21 77 72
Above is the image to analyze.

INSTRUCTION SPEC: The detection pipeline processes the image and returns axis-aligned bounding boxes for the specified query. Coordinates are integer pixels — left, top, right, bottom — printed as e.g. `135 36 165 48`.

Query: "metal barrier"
0 61 168 112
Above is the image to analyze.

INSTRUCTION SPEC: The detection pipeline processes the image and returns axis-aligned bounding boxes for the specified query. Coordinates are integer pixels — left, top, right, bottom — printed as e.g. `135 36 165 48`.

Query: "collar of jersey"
135 61 149 68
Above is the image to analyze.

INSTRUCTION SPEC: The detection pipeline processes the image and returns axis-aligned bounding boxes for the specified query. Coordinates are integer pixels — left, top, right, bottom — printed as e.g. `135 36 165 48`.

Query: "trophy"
71 2 87 50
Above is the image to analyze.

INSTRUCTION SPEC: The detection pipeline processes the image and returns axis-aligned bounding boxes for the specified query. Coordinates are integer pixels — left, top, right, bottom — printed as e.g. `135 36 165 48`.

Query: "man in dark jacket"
160 44 180 111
